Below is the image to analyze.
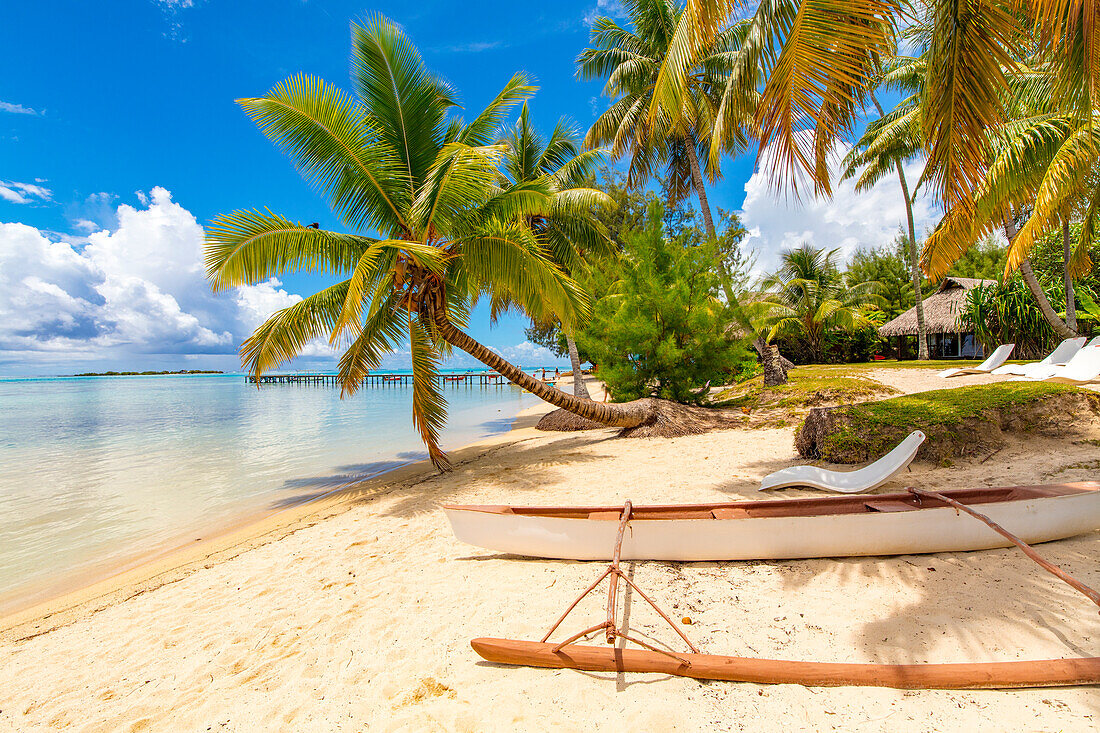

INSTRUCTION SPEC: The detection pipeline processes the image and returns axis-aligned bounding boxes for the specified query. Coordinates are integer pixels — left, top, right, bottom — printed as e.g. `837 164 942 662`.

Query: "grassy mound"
713 368 898 412
796 383 1100 463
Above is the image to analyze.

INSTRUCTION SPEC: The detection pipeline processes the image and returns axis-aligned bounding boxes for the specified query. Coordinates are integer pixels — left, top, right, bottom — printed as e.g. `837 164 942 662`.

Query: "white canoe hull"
443 484 1100 561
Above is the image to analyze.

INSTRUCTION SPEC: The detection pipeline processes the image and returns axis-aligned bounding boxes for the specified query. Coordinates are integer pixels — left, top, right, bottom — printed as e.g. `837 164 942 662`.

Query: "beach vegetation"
759 245 882 364
577 200 756 404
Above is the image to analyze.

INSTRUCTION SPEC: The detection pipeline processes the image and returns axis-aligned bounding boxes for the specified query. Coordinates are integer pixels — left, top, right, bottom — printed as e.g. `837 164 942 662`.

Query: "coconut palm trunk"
564 333 591 399
870 95 928 360
1003 217 1078 339
1064 219 1077 332
686 132 788 385
433 315 655 426
684 137 716 239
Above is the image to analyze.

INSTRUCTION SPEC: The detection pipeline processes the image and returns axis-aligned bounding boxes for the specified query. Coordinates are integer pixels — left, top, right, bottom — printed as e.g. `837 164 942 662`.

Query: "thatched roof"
878 276 996 337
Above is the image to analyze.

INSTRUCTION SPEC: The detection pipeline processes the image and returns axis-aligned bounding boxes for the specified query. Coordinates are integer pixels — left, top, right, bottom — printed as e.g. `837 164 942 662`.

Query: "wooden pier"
244 371 547 387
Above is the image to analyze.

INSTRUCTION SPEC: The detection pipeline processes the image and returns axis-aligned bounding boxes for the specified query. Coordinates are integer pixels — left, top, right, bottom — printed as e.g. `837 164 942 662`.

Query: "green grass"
714 368 896 411
817 382 1095 461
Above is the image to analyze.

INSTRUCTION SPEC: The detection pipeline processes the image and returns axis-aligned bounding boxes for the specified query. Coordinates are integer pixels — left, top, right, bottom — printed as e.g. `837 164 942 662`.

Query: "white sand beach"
2 370 1099 732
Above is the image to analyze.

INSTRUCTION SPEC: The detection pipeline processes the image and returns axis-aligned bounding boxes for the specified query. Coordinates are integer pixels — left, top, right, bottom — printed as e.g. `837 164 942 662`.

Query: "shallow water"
0 373 538 610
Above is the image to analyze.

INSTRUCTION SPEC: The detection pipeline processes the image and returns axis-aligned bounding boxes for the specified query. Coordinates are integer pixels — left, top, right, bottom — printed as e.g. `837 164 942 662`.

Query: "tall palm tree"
501 104 609 400
762 244 881 363
655 0 1092 217
577 0 754 241
579 0 784 381
205 18 661 469
841 54 930 359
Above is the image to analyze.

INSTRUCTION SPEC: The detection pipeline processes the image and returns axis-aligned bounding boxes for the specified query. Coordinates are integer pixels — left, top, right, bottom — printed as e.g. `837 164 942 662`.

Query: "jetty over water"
245 371 559 387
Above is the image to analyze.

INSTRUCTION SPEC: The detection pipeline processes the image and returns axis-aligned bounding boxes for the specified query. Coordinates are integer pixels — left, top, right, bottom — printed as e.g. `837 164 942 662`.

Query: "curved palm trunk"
685 132 788 385
434 316 654 427
1064 219 1077 332
1004 217 1078 339
565 333 591 399
872 95 928 360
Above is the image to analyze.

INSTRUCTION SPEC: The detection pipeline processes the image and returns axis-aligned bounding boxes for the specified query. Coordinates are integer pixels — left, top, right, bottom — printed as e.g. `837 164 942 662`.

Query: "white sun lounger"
991 337 1086 376
759 430 926 494
1024 345 1100 384
938 343 1015 378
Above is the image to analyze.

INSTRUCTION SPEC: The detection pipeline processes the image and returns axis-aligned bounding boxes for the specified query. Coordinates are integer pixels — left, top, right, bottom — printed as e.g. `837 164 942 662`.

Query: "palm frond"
205 210 370 291
408 314 449 469
237 75 410 235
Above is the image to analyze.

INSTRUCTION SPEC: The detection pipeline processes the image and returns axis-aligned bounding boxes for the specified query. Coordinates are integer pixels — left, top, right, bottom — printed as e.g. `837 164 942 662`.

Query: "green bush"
579 201 755 404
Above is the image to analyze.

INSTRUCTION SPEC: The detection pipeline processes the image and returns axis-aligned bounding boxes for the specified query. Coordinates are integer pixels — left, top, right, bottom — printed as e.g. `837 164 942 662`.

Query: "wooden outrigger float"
469 490 1100 689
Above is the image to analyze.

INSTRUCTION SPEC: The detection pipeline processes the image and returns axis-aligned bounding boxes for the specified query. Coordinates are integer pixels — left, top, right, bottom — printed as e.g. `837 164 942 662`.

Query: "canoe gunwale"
442 483 1099 521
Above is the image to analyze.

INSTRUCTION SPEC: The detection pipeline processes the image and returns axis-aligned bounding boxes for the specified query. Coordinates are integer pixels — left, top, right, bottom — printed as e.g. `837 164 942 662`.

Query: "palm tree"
501 104 609 400
654 0 1092 217
578 0 784 381
841 53 930 359
205 18 662 469
762 245 881 363
577 0 753 241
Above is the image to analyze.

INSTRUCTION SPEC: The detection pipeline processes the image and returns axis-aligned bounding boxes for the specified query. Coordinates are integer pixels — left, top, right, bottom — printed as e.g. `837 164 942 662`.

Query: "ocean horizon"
0 371 549 613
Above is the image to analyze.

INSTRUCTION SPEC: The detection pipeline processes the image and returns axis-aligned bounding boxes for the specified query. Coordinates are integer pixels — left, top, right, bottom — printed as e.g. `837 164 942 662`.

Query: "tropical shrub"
578 201 754 403
961 279 1057 359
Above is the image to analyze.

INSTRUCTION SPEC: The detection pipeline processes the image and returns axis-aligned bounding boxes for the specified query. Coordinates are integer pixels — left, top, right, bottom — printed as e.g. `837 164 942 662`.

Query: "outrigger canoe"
443 482 1100 561
460 487 1100 689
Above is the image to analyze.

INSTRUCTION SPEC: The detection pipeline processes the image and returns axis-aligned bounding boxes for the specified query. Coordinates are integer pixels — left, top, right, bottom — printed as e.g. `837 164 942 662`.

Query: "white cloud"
439 40 507 54
0 188 309 370
488 340 570 367
0 180 52 205
738 142 939 276
583 0 627 27
0 101 39 116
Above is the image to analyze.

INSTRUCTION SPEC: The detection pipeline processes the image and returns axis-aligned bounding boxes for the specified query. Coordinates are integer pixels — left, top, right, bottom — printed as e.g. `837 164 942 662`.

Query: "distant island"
71 370 225 377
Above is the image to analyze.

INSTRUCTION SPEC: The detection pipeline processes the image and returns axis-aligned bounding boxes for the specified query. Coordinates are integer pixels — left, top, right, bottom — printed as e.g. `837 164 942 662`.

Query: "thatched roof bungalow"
878 276 996 359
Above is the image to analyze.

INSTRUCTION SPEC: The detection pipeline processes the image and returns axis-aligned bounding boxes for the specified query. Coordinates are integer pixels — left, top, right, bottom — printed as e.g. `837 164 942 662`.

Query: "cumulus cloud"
738 143 939 276
0 100 40 116
0 180 52 204
0 188 306 370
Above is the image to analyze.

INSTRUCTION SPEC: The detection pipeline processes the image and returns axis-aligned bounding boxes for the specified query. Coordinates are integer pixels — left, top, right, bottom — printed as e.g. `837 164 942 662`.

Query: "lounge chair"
938 343 1015 378
991 337 1086 376
1024 345 1100 384
759 430 926 494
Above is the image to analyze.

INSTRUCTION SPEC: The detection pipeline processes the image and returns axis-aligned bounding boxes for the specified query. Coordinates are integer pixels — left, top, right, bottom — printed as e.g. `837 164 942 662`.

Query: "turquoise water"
0 373 539 611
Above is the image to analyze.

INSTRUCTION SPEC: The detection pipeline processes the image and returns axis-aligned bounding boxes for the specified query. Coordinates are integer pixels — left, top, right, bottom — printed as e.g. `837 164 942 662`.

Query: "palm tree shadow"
376 431 620 519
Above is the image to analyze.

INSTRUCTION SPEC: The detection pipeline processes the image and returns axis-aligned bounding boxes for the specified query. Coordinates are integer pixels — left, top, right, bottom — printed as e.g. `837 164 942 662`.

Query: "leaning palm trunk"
1003 217 1077 339
565 333 591 399
433 316 655 427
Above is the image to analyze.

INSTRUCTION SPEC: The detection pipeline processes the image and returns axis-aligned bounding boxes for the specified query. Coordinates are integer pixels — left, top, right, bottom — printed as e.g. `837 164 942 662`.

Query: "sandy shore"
2 370 1099 731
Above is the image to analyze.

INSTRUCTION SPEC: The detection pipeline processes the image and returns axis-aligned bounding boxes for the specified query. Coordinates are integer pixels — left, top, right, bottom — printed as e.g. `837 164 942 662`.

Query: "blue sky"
0 0 936 375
